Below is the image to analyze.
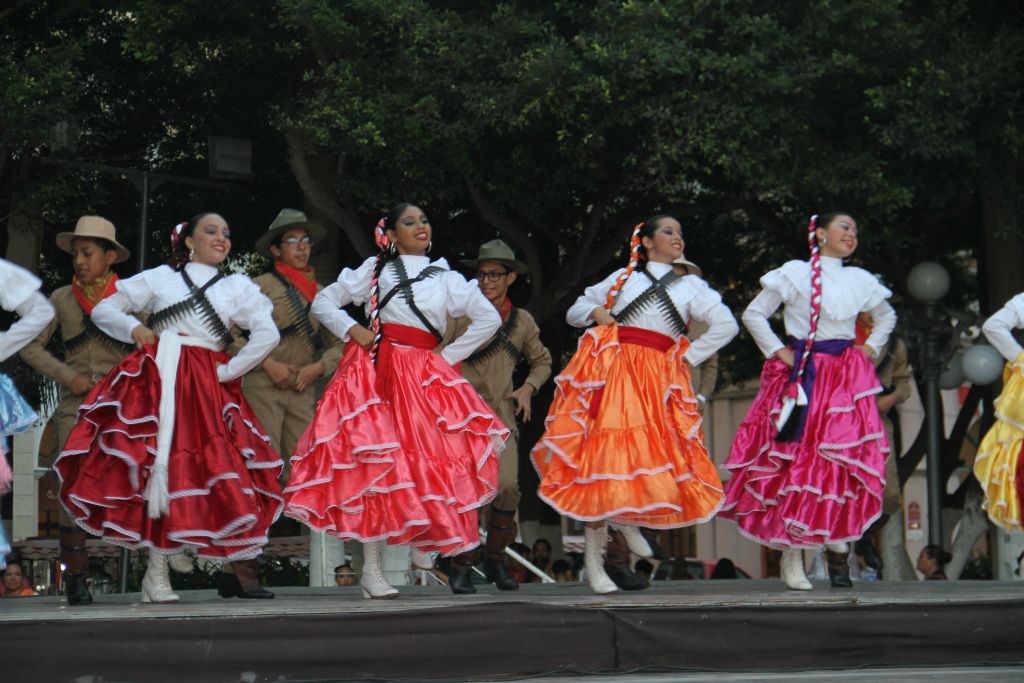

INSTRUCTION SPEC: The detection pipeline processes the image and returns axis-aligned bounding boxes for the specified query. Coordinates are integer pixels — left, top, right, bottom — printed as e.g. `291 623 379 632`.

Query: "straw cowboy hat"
460 239 528 274
254 208 326 256
672 254 703 278
55 216 131 264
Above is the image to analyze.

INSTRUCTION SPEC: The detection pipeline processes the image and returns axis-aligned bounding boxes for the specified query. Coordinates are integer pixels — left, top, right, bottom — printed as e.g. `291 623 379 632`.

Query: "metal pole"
137 171 150 271
116 171 151 594
924 301 944 546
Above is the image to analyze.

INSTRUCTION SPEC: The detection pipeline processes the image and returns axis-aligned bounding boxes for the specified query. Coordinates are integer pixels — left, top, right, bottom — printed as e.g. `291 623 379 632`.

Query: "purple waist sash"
777 338 854 442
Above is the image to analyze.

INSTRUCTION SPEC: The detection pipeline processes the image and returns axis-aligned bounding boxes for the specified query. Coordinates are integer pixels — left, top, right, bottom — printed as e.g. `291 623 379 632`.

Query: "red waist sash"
382 323 437 350
618 326 675 352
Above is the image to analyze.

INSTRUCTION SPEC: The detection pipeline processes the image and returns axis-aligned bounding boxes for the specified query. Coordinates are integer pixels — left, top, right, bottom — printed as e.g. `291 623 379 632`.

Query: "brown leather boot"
483 507 519 591
604 528 647 590
449 551 477 594
220 559 274 599
60 525 92 605
827 550 853 588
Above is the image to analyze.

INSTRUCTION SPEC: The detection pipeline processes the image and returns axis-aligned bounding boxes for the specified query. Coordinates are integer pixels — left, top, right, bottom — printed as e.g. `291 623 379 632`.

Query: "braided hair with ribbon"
774 214 823 435
603 222 643 312
367 204 412 363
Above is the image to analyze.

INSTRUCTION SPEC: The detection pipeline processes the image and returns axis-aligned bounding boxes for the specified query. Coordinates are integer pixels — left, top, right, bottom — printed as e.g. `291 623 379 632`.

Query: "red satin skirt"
285 324 506 555
719 347 888 548
530 324 724 527
55 343 284 560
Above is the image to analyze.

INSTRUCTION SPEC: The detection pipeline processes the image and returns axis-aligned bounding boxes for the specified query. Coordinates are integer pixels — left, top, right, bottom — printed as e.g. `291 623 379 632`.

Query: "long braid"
793 214 822 385
603 222 644 312
369 218 390 363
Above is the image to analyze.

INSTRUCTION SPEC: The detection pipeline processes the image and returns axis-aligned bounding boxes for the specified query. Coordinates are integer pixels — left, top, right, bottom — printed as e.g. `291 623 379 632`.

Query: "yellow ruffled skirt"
974 353 1024 531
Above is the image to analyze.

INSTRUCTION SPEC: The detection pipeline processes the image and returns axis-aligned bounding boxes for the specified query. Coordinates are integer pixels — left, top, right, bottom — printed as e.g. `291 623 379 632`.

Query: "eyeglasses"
474 270 511 282
281 236 313 247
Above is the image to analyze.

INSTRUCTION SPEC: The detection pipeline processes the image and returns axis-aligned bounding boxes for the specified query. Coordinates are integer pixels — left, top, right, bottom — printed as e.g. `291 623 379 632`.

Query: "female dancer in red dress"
286 204 507 599
532 216 738 593
719 213 895 590
56 213 283 602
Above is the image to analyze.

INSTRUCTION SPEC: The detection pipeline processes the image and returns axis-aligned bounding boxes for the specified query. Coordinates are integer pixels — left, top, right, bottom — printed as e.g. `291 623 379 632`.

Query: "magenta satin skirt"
719 346 889 549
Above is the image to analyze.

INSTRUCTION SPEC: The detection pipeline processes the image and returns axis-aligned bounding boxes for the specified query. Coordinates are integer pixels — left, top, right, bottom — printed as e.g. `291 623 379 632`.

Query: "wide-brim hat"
55 216 131 263
459 238 528 274
255 208 326 256
671 254 703 277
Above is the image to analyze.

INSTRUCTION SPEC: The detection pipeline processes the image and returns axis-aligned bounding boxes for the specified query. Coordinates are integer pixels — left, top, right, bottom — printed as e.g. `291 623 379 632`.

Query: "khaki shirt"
449 307 552 430
686 318 719 400
20 285 135 394
232 272 344 386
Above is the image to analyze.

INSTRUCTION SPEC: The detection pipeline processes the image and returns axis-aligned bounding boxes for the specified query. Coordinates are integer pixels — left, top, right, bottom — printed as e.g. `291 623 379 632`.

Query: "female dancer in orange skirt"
285 204 507 599
531 216 738 593
56 214 283 602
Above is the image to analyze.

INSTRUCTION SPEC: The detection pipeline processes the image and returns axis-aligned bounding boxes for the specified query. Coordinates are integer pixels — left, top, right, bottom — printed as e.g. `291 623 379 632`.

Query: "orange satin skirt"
530 324 724 527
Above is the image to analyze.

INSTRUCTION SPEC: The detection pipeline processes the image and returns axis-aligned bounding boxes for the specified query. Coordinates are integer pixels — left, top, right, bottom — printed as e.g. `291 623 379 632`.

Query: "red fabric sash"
274 262 318 303
382 323 437 349
618 326 675 352
72 273 119 315
587 326 675 419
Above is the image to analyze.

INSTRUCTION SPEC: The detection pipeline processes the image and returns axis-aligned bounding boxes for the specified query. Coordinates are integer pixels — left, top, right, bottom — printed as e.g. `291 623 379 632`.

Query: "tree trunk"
4 207 44 273
945 481 989 581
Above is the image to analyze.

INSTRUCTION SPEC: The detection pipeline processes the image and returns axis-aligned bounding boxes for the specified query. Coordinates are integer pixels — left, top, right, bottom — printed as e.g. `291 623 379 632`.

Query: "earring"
426 240 432 254
188 247 195 260
387 242 396 256
821 237 828 246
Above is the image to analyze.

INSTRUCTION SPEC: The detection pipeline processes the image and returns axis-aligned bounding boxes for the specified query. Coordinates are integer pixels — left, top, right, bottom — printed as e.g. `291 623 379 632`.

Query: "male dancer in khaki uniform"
229 209 343 595
446 239 551 593
20 217 144 605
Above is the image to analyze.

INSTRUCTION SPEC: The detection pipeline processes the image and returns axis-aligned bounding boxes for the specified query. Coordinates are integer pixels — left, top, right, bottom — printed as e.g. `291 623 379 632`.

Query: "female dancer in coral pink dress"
285 203 507 599
720 213 895 590
56 214 283 602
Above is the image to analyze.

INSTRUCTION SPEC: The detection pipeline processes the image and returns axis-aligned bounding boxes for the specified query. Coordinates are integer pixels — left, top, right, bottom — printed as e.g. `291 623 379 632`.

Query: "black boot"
604 529 648 591
60 526 93 606
827 550 853 588
220 559 275 599
449 552 477 594
483 507 519 591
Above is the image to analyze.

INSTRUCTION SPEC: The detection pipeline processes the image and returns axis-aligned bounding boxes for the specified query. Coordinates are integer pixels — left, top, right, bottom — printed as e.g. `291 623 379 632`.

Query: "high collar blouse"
982 292 1024 362
742 257 895 358
311 255 501 366
91 263 279 382
565 260 739 367
0 259 55 362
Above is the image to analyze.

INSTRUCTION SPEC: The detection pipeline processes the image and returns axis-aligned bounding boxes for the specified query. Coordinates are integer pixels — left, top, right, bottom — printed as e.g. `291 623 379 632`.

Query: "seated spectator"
634 559 654 582
507 542 531 584
334 563 356 587
917 545 952 580
551 559 574 582
527 539 552 582
2 560 37 597
710 558 739 579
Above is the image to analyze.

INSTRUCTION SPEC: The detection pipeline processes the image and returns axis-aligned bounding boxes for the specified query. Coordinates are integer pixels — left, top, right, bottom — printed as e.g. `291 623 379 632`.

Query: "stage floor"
3 580 1023 682
2 577 1023 621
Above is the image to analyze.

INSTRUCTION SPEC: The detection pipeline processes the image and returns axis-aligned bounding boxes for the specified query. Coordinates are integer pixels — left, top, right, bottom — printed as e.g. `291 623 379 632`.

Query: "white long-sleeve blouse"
982 292 1024 362
742 257 896 358
91 262 279 382
311 255 500 366
565 261 739 367
0 259 55 362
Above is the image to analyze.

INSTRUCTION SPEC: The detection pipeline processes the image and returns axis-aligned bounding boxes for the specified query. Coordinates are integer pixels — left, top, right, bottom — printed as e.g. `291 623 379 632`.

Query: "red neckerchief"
496 296 512 322
855 321 871 347
72 272 119 315
274 261 318 303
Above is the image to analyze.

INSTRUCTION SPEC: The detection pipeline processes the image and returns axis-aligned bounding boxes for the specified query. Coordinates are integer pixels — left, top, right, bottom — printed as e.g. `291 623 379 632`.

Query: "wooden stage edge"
3 580 1024 682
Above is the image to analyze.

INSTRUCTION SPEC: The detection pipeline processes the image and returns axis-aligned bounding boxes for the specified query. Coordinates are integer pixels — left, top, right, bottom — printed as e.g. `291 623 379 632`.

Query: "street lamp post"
907 262 951 546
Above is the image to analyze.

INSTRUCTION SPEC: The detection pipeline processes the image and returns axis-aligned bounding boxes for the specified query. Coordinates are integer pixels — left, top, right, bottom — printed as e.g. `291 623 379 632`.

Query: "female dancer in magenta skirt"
55 214 283 602
0 259 55 568
531 216 738 593
285 203 507 599
974 292 1024 532
720 213 895 590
